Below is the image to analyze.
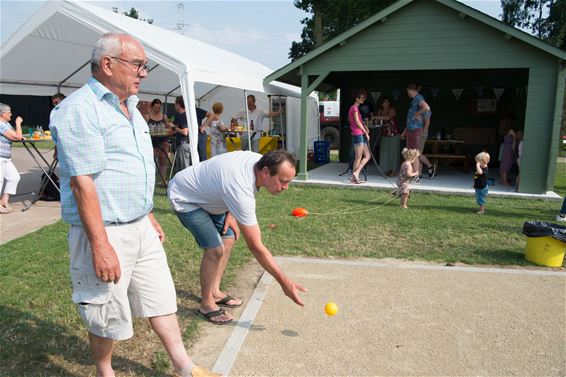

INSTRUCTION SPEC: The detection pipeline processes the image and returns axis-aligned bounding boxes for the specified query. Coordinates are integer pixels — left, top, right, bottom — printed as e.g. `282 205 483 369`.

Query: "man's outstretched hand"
282 279 308 307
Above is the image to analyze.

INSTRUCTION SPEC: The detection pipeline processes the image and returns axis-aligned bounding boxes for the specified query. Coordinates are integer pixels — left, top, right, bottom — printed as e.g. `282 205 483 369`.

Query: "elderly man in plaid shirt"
50 33 219 377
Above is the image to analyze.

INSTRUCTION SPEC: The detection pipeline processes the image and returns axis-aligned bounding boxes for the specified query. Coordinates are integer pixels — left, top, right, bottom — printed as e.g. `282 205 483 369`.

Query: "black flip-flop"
215 295 242 308
197 308 232 325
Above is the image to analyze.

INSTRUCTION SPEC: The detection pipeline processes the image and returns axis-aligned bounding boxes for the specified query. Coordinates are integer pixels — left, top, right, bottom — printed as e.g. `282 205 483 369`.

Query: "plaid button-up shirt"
50 77 155 226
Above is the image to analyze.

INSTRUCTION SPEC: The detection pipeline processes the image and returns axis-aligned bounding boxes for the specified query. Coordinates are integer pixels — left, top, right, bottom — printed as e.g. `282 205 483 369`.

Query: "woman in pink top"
349 91 371 184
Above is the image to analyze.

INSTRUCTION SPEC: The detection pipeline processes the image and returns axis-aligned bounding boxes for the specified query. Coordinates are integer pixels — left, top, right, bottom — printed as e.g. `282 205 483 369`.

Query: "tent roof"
0 0 300 99
265 0 566 87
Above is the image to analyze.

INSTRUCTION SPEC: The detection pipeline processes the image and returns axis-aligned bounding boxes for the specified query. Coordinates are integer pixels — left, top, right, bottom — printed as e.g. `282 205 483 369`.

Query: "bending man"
167 150 307 324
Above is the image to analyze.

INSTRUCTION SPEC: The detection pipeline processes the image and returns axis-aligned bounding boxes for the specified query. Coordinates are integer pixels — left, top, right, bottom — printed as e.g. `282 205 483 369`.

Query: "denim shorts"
475 187 488 206
352 134 367 146
176 208 235 249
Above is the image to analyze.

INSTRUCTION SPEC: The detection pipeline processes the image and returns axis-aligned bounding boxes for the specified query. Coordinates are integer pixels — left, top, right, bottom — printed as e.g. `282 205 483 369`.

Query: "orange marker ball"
291 207 309 217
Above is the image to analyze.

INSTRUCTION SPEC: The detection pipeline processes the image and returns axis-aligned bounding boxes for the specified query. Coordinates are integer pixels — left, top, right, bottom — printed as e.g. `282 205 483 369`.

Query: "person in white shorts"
50 32 220 377
168 150 307 325
0 103 22 213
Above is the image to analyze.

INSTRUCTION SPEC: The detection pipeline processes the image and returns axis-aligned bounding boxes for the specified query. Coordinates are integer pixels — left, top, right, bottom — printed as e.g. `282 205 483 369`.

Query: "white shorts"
68 215 177 340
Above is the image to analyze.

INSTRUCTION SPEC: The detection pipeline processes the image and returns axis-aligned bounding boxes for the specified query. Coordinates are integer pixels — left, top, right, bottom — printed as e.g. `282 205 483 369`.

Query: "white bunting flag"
452 88 464 101
371 92 382 102
493 88 505 101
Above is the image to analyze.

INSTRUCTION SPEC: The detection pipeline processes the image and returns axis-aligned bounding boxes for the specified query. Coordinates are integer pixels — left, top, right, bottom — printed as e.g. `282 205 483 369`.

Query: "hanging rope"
307 190 398 217
365 133 399 190
260 190 402 223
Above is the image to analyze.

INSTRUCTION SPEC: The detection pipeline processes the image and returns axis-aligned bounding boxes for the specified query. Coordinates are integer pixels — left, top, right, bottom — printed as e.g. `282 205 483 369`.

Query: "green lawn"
12 139 56 150
1 169 565 375
554 162 566 197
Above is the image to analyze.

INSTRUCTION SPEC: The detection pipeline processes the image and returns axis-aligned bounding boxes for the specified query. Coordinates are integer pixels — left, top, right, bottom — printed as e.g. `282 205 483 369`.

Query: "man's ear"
99 56 113 77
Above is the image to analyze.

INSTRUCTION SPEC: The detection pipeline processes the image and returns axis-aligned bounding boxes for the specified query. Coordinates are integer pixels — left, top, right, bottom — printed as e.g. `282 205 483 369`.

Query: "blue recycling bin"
314 141 330 164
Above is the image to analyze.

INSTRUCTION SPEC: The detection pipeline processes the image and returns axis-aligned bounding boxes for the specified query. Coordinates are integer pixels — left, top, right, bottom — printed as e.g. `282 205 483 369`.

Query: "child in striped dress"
397 148 420 209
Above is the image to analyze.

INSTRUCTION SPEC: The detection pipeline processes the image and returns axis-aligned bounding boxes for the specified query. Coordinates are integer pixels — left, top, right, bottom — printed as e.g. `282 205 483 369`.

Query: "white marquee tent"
0 0 319 161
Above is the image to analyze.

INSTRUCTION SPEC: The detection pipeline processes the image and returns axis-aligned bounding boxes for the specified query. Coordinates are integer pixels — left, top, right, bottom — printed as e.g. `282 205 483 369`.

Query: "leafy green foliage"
289 0 395 60
501 0 565 49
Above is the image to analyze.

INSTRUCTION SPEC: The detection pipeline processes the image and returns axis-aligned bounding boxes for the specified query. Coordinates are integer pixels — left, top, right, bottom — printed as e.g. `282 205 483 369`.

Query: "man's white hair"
90 33 125 73
0 103 11 116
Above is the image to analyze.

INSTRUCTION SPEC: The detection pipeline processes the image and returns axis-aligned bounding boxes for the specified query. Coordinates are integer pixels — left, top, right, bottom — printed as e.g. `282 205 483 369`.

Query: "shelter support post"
545 65 566 192
278 95 285 149
297 71 329 180
297 75 310 180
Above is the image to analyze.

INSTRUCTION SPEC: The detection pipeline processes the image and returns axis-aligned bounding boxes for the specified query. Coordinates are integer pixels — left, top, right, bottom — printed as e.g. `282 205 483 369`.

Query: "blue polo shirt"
406 94 425 131
50 77 155 225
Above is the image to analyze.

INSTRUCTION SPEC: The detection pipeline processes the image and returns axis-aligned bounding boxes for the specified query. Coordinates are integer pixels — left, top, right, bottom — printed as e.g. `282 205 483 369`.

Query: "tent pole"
164 84 181 117
199 85 221 103
167 85 181 95
181 78 200 165
57 60 90 93
147 64 160 74
244 90 251 151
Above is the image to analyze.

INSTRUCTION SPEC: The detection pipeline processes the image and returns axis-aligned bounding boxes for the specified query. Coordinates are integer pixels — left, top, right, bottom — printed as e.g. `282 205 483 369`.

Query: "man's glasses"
109 56 150 74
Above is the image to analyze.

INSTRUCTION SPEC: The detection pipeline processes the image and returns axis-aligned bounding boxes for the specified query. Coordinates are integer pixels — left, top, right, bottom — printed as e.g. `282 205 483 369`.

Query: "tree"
113 6 154 24
501 0 565 50
289 0 395 61
545 0 566 49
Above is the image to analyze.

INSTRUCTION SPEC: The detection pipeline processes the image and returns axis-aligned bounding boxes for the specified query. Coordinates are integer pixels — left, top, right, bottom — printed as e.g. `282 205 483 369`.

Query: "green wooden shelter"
265 0 566 194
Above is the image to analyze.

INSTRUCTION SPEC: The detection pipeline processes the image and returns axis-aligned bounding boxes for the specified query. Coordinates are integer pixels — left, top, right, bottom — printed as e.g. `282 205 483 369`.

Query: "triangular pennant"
430 87 440 98
493 88 505 101
452 88 464 101
371 91 382 102
392 89 401 100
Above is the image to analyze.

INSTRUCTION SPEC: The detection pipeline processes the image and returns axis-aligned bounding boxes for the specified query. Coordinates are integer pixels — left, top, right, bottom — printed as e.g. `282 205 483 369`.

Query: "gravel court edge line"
278 256 566 277
212 271 274 376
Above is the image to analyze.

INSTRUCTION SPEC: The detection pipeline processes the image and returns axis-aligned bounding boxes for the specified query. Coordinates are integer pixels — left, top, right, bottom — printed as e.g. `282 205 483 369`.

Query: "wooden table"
426 139 465 154
425 139 468 173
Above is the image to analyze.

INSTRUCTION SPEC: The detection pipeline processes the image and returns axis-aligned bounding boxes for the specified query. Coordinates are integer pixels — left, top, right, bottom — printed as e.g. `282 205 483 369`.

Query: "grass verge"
554 162 566 197
1 178 564 375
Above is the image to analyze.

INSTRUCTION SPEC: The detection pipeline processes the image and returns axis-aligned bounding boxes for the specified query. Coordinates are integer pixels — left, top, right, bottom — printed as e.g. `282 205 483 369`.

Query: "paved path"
0 147 61 245
195 258 565 377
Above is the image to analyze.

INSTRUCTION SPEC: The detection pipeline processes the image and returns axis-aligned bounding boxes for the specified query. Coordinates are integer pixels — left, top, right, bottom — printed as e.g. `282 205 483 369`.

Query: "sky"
0 0 504 70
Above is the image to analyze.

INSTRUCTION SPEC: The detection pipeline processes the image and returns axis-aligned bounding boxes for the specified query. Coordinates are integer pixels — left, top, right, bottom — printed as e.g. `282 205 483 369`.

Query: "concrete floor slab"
215 258 566 376
299 163 561 199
